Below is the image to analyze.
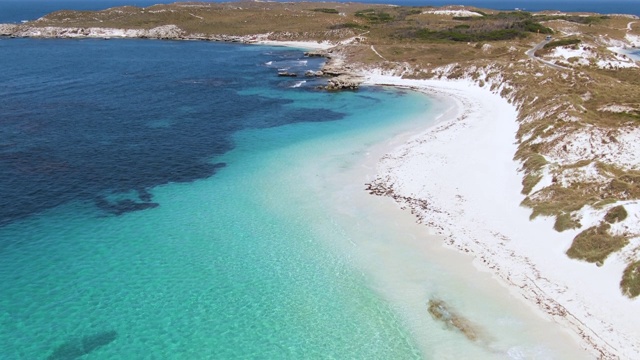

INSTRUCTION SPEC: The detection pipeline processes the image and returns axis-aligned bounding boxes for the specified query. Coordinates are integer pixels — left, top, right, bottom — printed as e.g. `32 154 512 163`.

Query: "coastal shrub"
493 11 533 20
416 28 525 42
544 39 581 49
566 223 628 265
355 9 393 23
554 212 581 232
604 205 628 223
455 11 532 21
448 11 552 35
568 15 609 24
394 8 422 20
311 8 339 14
329 23 368 30
521 20 553 34
536 15 607 25
415 17 552 42
621 261 640 298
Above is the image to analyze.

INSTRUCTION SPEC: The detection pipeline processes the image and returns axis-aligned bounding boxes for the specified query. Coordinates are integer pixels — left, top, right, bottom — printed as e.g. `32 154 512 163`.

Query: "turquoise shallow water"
0 68 430 358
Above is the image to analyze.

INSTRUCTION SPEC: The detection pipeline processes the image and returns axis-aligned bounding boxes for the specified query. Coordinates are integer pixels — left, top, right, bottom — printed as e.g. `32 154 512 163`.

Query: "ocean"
0 0 639 23
0 0 622 359
0 37 424 358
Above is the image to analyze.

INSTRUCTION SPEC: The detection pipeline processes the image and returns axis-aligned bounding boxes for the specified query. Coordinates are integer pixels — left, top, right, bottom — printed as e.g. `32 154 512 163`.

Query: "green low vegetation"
415 11 552 42
417 28 526 42
566 223 628 265
329 22 368 30
355 9 393 23
536 14 610 25
453 11 553 33
311 8 339 14
544 38 581 49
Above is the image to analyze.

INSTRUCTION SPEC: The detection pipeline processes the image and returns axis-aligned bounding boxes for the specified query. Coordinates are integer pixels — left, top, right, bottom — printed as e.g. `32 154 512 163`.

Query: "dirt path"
525 38 569 70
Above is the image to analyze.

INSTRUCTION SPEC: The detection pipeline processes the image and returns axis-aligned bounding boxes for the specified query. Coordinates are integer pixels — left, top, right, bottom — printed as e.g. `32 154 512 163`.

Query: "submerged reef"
47 330 117 360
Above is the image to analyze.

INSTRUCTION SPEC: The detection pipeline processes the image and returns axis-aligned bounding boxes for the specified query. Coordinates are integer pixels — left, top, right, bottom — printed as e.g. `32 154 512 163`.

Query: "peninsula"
2 2 639 358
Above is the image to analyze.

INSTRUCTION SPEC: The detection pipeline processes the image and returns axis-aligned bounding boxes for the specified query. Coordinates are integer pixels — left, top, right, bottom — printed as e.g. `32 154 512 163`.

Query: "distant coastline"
1 0 640 24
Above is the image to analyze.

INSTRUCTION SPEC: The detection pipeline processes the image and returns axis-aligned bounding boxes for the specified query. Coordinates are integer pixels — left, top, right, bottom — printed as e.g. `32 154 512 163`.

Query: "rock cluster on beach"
325 74 362 90
310 50 364 90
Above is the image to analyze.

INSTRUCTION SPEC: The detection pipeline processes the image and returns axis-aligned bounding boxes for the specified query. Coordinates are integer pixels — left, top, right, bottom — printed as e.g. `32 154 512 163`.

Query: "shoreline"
285 88 590 358
359 73 640 359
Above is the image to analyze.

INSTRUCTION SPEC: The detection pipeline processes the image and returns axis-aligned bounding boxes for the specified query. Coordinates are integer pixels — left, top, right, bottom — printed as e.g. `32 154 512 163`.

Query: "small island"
2 2 639 357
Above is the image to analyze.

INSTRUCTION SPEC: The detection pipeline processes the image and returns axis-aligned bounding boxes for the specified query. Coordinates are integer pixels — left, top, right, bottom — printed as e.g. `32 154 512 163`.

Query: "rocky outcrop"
0 24 289 44
0 24 18 36
304 50 329 58
305 70 324 77
322 62 352 76
325 74 363 90
277 71 298 77
143 25 184 39
316 49 364 90
0 24 185 39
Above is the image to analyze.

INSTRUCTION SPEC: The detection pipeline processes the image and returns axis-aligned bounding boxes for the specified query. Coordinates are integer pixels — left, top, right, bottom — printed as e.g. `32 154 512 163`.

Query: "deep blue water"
0 0 638 23
0 38 332 225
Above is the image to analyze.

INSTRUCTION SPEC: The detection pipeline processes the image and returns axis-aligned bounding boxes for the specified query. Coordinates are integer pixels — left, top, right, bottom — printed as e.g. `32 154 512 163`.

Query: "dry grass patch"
34 1 391 39
604 205 628 223
566 222 628 265
521 173 542 195
523 182 602 220
554 212 581 231
621 260 640 298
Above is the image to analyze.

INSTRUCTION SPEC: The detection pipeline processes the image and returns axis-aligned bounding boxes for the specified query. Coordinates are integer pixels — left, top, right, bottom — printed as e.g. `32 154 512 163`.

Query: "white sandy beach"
359 74 640 359
256 39 640 358
253 39 334 50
